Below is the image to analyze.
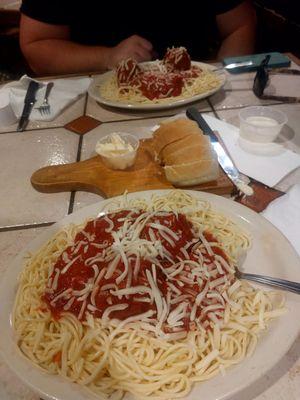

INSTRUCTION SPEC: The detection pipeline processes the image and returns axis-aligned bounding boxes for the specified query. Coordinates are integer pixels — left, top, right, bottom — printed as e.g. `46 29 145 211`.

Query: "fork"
36 82 54 115
235 268 300 294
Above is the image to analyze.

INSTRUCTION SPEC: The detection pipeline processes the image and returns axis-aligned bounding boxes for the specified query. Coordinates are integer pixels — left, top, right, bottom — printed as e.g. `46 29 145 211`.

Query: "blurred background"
0 0 300 82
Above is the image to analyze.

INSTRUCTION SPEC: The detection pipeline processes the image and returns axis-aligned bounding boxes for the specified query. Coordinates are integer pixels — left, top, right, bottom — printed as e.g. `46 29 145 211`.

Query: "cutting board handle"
31 157 107 196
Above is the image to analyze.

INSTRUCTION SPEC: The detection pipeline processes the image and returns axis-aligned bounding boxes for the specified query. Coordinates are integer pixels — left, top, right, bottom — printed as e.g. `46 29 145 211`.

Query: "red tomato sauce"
115 47 204 101
136 72 184 100
42 210 232 333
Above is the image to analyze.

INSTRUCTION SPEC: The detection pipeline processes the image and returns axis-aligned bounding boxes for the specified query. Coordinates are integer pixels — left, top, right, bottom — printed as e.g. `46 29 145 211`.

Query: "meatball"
116 58 141 85
163 47 191 72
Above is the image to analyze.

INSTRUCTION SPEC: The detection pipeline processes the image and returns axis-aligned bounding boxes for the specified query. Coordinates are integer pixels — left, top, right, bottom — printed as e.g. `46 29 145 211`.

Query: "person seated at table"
19 0 256 75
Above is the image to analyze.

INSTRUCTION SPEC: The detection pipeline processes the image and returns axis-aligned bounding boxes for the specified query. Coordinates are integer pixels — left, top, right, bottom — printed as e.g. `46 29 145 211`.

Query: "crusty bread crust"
163 143 212 165
161 133 210 161
152 118 219 185
152 119 200 159
164 158 219 186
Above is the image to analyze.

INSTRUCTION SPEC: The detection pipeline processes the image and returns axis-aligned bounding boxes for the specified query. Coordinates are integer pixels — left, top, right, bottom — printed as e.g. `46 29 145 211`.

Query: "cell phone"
223 52 291 73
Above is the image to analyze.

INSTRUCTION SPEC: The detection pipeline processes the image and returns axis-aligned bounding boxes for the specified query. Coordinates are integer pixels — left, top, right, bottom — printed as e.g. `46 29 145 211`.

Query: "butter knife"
186 107 253 196
17 80 40 132
213 61 253 72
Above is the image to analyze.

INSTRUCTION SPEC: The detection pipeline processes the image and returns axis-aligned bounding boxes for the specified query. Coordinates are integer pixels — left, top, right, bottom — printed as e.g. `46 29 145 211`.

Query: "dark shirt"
20 0 243 59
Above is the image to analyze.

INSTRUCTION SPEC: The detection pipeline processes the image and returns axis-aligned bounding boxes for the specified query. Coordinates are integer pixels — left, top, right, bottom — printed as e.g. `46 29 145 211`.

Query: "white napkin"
6 75 91 122
262 184 300 256
0 86 17 126
203 115 300 187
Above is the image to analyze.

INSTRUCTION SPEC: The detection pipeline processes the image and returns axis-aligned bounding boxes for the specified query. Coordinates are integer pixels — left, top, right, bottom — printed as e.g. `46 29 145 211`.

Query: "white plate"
88 62 226 111
0 190 300 400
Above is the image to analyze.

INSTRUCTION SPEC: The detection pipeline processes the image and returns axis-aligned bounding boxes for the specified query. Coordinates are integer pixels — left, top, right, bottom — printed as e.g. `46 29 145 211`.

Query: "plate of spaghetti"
1 190 300 400
89 47 225 110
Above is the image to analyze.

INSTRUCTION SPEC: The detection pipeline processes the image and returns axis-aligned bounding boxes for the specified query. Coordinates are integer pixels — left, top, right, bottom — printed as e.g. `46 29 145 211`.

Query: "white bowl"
239 106 287 143
95 132 139 170
0 88 17 126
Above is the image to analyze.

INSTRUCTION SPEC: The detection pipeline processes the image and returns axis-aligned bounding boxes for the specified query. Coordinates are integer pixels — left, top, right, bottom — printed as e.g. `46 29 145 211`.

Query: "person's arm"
19 14 153 75
216 1 256 60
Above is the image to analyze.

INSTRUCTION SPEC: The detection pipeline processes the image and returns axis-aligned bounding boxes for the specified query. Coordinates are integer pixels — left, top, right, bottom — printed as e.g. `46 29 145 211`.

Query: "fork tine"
36 82 53 116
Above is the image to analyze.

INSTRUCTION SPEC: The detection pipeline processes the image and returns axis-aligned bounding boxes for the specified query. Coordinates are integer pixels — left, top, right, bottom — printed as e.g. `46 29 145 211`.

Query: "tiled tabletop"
0 55 300 400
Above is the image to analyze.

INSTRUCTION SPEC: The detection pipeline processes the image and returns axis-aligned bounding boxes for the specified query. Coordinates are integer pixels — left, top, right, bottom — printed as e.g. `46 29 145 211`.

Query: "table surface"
1 56 300 400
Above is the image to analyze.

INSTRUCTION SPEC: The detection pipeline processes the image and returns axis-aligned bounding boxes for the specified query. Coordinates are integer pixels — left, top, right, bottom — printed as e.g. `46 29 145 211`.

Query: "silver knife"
186 107 253 196
17 80 40 132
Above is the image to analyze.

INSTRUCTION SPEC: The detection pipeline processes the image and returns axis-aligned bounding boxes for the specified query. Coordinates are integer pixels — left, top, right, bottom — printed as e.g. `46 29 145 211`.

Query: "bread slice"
161 133 210 161
162 134 212 165
151 117 220 186
164 158 219 187
163 143 212 165
152 118 201 159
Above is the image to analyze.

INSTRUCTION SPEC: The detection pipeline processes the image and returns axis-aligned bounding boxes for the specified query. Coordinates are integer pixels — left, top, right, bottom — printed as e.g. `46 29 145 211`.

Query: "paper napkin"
262 184 300 255
5 75 91 122
203 115 300 188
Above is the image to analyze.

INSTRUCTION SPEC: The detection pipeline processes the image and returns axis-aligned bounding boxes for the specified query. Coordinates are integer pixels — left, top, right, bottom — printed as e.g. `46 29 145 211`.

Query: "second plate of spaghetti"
1 190 300 400
88 61 225 111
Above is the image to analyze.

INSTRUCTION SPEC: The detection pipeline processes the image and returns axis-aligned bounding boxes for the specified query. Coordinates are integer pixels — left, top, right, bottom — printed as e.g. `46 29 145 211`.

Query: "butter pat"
95 132 139 170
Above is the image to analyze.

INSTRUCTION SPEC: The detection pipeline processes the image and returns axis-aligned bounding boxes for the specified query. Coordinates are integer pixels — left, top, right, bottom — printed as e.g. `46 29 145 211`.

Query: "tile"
0 88 86 134
231 335 300 400
265 74 300 98
0 128 78 228
216 104 300 192
223 71 256 90
269 103 300 192
210 89 282 111
0 226 47 280
0 359 39 400
73 113 216 211
0 227 46 400
73 191 105 213
290 60 300 70
65 115 102 135
215 107 249 127
270 104 300 151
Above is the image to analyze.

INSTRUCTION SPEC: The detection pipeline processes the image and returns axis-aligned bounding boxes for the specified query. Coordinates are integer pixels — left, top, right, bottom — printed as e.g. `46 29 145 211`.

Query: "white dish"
95 132 139 170
0 86 17 126
88 62 226 111
0 190 300 400
239 106 288 143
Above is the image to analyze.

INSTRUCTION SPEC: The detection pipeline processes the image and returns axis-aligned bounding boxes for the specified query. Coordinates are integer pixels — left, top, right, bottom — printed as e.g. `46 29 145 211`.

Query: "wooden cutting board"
31 139 234 198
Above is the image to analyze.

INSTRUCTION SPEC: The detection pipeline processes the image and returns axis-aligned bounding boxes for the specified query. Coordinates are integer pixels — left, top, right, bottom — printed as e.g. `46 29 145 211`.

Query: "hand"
107 35 154 69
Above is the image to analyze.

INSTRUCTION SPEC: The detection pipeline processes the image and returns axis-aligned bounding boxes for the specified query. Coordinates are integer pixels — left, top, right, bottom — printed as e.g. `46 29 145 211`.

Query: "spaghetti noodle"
13 191 285 400
99 47 221 105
